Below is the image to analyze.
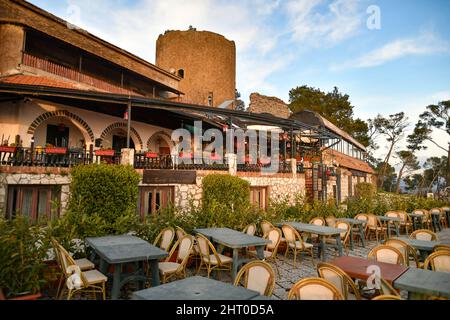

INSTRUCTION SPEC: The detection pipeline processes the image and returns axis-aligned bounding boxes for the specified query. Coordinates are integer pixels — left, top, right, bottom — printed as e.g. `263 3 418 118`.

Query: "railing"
22 53 136 95
0 147 93 167
237 159 292 173
134 153 229 171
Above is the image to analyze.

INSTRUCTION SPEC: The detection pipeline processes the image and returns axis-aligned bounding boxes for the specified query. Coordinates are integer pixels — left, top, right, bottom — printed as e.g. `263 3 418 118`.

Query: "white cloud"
285 0 363 47
332 31 449 70
432 90 450 102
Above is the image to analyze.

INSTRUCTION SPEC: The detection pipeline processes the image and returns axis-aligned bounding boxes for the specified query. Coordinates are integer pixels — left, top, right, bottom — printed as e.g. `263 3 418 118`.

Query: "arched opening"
147 132 173 155
101 128 136 153
33 116 87 149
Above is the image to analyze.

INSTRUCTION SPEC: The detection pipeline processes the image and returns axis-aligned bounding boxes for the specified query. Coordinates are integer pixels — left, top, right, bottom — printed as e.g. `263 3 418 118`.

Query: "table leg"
231 248 239 281
99 258 107 275
412 217 417 231
150 259 160 287
320 236 326 261
386 223 391 239
359 224 366 247
336 235 343 257
394 223 400 237
111 263 121 300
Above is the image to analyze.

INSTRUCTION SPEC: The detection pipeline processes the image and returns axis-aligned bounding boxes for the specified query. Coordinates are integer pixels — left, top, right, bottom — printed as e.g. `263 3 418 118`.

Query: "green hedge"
202 174 251 210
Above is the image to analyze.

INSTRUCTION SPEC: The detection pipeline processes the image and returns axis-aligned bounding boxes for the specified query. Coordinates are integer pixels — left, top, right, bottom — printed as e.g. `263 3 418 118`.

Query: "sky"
28 0 450 167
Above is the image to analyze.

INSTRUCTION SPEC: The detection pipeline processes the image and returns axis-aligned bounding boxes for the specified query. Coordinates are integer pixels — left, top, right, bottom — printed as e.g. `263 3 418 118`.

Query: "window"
46 124 69 147
6 185 61 220
208 92 214 107
138 186 174 219
178 69 185 78
250 187 268 210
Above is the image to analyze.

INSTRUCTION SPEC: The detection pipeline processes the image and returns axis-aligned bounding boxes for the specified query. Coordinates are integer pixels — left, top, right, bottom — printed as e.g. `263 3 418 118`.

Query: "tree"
374 160 397 192
394 151 419 193
235 89 246 111
423 156 448 193
408 100 450 185
288 85 370 146
403 173 423 194
374 112 409 189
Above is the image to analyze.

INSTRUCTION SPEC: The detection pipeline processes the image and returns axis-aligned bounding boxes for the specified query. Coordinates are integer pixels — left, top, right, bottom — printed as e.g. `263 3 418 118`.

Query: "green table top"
276 221 344 236
85 235 167 264
392 237 444 251
194 228 270 249
132 276 261 300
337 218 366 225
393 268 450 298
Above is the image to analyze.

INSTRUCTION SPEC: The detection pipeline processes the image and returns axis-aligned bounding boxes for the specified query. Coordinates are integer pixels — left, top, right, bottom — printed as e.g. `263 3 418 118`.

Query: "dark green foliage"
202 174 251 210
0 216 51 298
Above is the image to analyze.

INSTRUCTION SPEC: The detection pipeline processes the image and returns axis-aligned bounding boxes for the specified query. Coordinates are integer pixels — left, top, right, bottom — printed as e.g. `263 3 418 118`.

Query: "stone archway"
100 122 143 150
27 110 95 143
147 130 174 154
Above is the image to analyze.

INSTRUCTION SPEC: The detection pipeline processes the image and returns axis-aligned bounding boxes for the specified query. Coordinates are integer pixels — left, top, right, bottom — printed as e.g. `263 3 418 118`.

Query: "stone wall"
0 23 24 75
248 93 291 119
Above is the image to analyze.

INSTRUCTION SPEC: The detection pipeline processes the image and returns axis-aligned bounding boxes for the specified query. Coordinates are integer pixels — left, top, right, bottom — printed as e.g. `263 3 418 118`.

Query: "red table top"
330 256 409 284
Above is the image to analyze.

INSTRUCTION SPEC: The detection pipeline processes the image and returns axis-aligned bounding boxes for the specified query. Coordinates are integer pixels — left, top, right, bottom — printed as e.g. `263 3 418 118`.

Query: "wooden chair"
396 211 413 235
282 224 314 268
158 235 194 283
233 261 275 296
366 214 386 242
195 233 232 279
316 262 361 300
249 227 282 275
325 221 351 255
423 251 450 273
410 229 438 241
385 238 420 267
243 223 257 236
288 277 344 300
175 226 187 240
368 245 405 265
51 238 95 299
153 227 175 252
57 244 107 300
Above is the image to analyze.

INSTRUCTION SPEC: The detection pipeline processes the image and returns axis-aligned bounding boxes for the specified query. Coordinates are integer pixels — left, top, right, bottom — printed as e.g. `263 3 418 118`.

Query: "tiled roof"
324 149 375 174
0 74 142 96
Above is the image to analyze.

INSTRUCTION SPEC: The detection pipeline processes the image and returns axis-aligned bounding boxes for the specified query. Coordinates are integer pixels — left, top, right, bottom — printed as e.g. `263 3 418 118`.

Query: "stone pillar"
0 24 25 76
226 153 237 176
121 148 135 166
290 158 297 178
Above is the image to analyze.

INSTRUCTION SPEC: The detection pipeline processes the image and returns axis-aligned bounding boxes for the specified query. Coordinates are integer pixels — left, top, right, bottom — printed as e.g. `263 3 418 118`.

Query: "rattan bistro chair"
325 216 336 227
288 277 344 300
195 233 232 279
368 245 405 265
396 211 413 235
158 235 194 283
57 244 107 300
325 221 351 255
410 229 438 241
354 213 369 245
412 209 432 230
260 220 274 237
233 261 275 297
366 214 386 242
308 217 325 243
433 244 450 252
317 262 361 300
379 277 401 297
282 224 314 268
385 238 420 267
372 295 402 300
153 227 175 252
175 226 187 240
243 223 257 236
249 227 282 275
423 251 450 273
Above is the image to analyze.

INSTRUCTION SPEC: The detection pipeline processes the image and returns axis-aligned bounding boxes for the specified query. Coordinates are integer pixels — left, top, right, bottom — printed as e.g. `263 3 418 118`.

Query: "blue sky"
28 0 450 164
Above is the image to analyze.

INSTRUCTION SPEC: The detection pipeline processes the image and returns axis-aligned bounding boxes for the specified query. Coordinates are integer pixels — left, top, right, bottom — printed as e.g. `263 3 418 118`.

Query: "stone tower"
155 28 236 108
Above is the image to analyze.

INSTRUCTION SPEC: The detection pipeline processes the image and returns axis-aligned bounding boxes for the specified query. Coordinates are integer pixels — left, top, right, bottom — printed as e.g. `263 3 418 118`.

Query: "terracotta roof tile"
324 149 375 174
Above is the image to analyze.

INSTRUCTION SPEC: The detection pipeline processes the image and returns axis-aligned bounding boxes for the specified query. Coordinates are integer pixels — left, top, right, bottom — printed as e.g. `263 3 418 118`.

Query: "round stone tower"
155 28 236 108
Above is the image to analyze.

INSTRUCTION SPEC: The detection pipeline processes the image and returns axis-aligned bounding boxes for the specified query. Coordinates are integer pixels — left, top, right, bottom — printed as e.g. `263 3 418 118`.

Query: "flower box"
45 147 67 154
95 149 115 157
0 146 17 153
145 152 159 159
9 292 42 300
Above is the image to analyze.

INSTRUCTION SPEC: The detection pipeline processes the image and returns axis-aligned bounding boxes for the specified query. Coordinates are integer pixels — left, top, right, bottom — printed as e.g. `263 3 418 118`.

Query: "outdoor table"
393 237 450 260
377 216 400 238
193 228 270 281
337 218 366 249
330 256 409 284
276 222 345 261
408 213 424 230
85 235 168 300
393 268 450 300
132 276 261 300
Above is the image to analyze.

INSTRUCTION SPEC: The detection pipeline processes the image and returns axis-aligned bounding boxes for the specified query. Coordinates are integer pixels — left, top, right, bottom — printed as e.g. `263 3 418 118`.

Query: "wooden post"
127 101 132 148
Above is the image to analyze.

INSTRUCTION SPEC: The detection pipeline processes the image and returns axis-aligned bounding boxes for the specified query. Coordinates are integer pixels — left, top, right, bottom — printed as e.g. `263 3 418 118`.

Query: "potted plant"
0 216 51 300
45 143 68 155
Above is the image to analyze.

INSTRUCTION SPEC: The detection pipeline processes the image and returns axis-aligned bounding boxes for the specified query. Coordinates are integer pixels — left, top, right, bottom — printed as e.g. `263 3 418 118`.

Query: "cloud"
432 90 450 102
285 0 363 47
331 31 449 70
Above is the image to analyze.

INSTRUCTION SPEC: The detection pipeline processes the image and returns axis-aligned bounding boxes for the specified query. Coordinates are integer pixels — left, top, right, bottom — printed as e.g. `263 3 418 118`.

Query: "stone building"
156 28 236 108
0 0 371 221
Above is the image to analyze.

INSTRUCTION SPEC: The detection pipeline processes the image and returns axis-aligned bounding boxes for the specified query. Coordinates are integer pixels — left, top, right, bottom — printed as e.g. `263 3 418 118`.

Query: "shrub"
354 182 376 200
0 216 52 298
202 174 250 210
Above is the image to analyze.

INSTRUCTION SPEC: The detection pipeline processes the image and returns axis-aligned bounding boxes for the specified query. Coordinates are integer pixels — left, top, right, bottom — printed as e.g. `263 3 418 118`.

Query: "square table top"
392 237 447 252
85 235 168 264
337 218 366 225
276 221 344 236
330 256 409 283
393 268 450 298
408 213 425 219
132 276 261 300
378 216 401 222
193 228 270 249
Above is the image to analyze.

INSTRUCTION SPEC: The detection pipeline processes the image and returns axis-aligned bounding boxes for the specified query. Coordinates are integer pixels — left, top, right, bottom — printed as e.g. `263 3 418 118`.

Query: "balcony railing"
22 53 136 95
0 147 93 167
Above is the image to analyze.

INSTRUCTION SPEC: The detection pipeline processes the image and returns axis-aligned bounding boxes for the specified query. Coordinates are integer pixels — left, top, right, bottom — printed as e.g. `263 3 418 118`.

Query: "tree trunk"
379 142 395 189
395 164 406 193
447 145 450 187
